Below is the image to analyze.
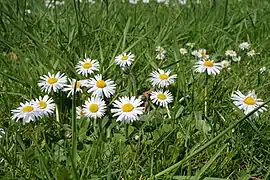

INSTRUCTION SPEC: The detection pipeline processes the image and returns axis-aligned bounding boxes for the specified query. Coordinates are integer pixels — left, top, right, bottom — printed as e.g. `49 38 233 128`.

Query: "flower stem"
125 123 129 139
165 104 171 119
204 73 208 118
71 81 78 174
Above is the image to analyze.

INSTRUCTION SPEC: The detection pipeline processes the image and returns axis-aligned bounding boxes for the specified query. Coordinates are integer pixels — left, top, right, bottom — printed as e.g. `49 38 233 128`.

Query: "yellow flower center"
39 101 47 109
243 96 256 105
73 81 81 88
204 60 214 67
121 55 129 61
96 80 106 88
249 50 255 54
47 77 57 84
89 104 99 113
22 106 34 112
122 103 134 112
82 62 92 69
157 93 166 100
159 74 168 80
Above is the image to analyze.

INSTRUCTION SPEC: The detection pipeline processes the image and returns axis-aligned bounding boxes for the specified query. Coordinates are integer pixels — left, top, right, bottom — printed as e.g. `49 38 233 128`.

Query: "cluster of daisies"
155 42 267 116
11 52 178 124
44 0 95 8
43 0 200 8
10 40 267 125
191 43 267 116
128 0 201 5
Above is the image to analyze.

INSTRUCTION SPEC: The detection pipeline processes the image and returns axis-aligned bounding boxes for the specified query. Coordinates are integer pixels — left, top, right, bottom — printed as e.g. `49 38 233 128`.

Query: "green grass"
1 0 270 179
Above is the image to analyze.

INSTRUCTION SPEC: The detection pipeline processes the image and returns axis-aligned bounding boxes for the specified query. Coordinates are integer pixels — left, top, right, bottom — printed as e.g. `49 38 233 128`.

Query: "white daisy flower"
0 128 5 139
150 90 173 107
179 48 188 55
225 50 237 57
197 49 209 60
111 96 144 123
33 95 55 116
82 96 106 119
87 74 116 98
155 46 166 60
115 52 135 67
179 0 187 5
62 79 87 98
55 1 64 6
221 60 230 70
231 90 267 116
156 46 166 53
194 59 222 75
38 72 67 94
129 0 138 4
25 9 31 14
11 101 40 123
150 69 177 88
191 50 200 57
75 58 99 76
186 42 195 48
76 106 85 119
247 49 258 56
156 52 166 60
142 0 150 3
232 56 241 62
157 0 167 3
239 42 250 50
88 0 96 4
260 67 266 74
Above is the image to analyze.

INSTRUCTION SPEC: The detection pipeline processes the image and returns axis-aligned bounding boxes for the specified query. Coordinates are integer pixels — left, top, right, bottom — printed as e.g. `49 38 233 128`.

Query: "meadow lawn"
1 0 270 179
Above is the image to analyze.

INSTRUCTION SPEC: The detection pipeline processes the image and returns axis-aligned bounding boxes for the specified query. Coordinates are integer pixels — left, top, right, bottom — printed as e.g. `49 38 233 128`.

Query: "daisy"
76 106 85 119
260 67 266 74
75 58 99 76
88 0 96 4
87 74 116 98
156 46 166 53
179 48 188 55
111 96 144 123
25 9 31 14
142 0 149 3
82 96 106 119
157 0 167 3
129 0 138 4
11 101 40 123
150 90 173 107
179 0 187 5
225 50 237 57
115 52 135 67
38 72 67 94
33 95 55 116
197 49 209 60
62 79 87 98
231 90 267 116
156 53 166 60
194 59 222 75
191 50 200 57
239 42 250 50
247 49 258 56
150 69 177 88
186 42 195 48
221 60 230 70
232 56 241 62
